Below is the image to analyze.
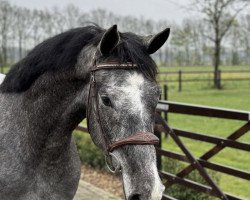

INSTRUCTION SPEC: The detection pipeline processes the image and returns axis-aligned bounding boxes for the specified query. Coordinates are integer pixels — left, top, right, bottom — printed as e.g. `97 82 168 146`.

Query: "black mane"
1 25 157 93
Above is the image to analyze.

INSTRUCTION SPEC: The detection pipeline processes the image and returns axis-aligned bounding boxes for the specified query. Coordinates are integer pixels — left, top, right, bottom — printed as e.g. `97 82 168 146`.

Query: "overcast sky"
9 0 198 23
8 0 250 24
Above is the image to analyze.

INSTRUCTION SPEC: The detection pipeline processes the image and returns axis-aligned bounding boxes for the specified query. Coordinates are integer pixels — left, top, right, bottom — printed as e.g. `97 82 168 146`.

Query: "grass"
0 66 11 74
158 65 250 199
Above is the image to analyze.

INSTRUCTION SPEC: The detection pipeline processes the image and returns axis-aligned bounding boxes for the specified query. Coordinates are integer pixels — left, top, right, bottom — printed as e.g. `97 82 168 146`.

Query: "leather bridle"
86 60 159 172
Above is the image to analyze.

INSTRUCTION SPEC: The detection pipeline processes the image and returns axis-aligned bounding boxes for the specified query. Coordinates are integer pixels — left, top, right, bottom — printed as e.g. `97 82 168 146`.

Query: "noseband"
86 61 159 172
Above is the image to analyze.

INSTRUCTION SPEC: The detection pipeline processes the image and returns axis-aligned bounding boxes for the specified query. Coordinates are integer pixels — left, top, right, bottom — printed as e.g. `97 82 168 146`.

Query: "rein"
86 61 159 172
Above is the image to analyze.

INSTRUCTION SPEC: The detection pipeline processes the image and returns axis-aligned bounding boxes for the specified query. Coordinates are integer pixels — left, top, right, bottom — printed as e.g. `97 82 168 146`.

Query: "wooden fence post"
178 70 182 92
163 84 168 121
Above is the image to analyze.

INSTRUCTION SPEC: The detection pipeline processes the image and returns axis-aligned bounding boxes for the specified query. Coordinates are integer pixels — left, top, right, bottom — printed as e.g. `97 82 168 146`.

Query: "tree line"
0 0 250 70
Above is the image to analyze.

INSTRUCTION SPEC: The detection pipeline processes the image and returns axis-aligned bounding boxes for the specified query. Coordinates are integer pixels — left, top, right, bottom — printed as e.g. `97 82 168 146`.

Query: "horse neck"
1 72 88 162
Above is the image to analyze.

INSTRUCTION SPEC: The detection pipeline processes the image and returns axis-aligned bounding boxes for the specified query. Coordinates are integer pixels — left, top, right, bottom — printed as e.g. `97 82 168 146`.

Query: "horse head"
85 25 170 200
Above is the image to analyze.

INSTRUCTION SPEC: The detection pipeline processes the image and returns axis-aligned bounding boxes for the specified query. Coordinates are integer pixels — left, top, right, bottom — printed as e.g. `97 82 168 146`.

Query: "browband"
91 62 137 71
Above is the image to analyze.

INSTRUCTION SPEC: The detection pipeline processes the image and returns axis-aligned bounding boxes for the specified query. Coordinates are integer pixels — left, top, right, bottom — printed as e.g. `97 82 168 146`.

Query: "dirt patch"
81 165 124 198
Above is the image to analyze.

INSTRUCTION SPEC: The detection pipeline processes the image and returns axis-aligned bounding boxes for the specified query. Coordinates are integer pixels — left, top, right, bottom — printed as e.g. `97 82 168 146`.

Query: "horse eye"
101 96 112 107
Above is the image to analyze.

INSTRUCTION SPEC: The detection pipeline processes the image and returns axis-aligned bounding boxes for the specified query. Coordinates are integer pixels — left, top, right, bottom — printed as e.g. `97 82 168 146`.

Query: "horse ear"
145 28 170 54
99 25 120 56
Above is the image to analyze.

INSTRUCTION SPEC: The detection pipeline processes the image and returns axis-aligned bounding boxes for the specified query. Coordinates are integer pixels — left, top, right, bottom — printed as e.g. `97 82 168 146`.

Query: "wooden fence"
76 101 250 200
158 70 250 91
155 100 250 200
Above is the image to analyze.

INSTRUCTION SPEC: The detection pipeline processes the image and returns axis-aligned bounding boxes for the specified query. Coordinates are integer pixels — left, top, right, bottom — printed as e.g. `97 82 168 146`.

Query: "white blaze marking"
119 72 144 118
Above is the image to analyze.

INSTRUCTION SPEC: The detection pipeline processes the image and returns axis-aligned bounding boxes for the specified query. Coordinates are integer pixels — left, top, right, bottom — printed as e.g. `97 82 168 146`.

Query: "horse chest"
0 144 81 200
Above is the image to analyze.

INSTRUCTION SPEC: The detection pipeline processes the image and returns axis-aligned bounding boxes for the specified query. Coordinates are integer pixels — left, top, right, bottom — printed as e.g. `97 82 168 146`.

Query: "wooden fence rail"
158 70 250 91
75 100 250 200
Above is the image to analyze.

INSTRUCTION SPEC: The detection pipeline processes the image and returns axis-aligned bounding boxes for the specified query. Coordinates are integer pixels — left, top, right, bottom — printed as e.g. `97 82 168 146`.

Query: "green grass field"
158 66 250 199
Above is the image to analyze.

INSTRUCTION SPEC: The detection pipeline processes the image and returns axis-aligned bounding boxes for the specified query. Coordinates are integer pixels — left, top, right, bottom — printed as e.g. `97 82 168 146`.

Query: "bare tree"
0 0 12 68
30 9 44 47
240 15 250 64
228 20 242 65
64 4 80 29
13 6 33 59
192 0 249 88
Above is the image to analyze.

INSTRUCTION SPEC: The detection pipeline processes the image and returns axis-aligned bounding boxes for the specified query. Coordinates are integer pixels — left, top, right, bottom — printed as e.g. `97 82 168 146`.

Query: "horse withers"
0 25 170 200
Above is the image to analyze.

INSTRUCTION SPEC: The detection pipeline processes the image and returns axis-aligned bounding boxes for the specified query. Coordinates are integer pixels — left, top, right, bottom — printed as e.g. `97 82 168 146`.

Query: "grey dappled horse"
0 25 170 200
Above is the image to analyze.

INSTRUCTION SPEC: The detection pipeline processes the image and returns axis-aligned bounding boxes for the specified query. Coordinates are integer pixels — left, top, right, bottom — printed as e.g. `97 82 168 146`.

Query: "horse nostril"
129 194 141 200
